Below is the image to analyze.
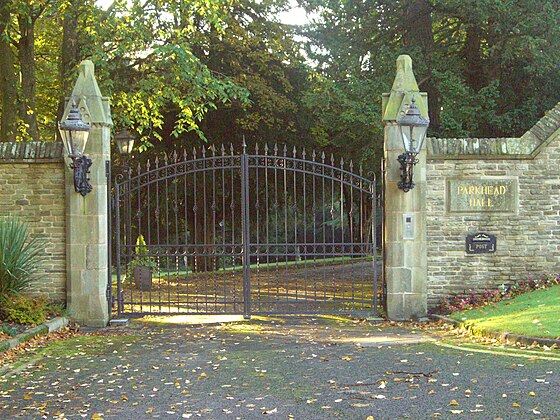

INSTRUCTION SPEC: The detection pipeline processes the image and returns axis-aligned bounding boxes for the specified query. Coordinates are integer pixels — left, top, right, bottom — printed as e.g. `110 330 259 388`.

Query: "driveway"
1 315 559 419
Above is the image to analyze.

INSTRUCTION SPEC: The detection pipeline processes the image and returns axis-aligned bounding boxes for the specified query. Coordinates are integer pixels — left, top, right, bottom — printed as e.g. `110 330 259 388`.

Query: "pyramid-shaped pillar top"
62 60 112 126
382 55 428 123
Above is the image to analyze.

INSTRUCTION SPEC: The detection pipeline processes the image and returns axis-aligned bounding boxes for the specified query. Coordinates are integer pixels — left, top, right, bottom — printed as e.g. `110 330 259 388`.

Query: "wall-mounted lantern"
396 96 429 192
58 99 92 196
114 127 136 156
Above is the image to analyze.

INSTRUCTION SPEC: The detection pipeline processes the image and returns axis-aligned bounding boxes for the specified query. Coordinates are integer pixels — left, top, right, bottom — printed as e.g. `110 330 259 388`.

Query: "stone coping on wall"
0 141 64 162
428 102 560 160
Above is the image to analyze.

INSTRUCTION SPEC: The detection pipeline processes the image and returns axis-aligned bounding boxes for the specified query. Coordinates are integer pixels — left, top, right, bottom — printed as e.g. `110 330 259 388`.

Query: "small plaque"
466 233 496 254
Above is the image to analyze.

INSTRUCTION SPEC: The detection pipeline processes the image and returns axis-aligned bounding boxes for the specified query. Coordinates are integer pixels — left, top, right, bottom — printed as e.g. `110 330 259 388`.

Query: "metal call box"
403 213 414 240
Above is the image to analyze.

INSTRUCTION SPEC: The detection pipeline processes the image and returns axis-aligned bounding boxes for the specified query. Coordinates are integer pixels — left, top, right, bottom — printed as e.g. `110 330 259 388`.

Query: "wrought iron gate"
112 143 380 316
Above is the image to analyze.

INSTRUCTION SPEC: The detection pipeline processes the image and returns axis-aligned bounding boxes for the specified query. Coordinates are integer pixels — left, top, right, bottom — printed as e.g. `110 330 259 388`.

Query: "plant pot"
133 266 153 291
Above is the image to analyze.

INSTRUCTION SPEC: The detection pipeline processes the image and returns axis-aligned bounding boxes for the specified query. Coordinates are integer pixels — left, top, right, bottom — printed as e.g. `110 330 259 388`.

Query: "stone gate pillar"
63 60 112 327
382 55 428 320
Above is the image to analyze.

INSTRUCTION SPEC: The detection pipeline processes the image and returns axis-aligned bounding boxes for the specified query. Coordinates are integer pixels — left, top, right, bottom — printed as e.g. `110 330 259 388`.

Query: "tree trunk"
463 25 486 91
58 0 82 124
403 0 441 133
0 5 18 142
18 12 40 141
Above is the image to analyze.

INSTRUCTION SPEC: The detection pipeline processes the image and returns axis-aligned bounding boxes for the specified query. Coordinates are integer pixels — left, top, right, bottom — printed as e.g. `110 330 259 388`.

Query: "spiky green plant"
0 216 43 298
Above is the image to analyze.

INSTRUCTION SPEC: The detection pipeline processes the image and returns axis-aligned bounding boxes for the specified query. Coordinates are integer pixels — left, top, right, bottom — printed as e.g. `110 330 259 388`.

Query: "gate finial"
242 135 247 153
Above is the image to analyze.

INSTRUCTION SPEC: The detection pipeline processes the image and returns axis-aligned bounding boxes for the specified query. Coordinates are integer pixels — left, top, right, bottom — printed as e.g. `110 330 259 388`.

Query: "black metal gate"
112 143 380 316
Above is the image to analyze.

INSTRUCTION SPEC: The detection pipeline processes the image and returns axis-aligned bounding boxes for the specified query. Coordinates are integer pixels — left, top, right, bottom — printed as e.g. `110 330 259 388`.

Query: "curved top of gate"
114 144 376 196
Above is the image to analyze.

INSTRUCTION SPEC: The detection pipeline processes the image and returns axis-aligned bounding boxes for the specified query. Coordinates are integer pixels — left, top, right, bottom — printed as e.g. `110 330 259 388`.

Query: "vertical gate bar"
264 145 271 308
164 153 171 311
115 179 123 315
124 165 132 313
133 163 140 312
173 152 180 312
106 161 112 317
155 156 162 312
349 162 355 309
372 181 378 314
221 146 227 311
202 147 208 312
302 149 308 306
312 150 317 304
193 148 199 312
330 154 336 308
282 145 289 305
241 141 251 318
184 150 190 312
254 145 261 312
339 158 345 306
292 147 298 305
143 161 149 313
321 152 327 303
274 144 280 303
229 144 236 312
359 166 365 308
211 146 218 311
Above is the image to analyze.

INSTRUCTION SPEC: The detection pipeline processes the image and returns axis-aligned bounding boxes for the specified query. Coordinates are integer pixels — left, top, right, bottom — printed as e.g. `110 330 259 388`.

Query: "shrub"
0 216 44 297
435 273 560 315
0 294 49 326
0 324 19 337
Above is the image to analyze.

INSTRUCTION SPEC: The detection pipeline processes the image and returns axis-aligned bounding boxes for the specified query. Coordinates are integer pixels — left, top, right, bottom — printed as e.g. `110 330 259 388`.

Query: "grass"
450 285 560 339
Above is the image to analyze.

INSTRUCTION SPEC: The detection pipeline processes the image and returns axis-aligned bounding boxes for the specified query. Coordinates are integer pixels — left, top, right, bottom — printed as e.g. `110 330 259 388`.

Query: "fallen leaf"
449 400 459 406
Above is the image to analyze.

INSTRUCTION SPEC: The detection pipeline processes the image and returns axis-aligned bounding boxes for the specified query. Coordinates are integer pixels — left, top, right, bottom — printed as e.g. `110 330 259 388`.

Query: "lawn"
450 285 560 339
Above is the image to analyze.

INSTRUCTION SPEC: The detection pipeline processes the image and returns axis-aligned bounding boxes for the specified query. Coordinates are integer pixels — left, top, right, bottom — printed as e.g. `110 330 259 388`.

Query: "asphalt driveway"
1 316 559 419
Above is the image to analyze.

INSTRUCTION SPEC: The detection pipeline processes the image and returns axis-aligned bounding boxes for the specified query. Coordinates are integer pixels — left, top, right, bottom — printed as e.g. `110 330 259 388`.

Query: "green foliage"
0 323 19 337
130 234 157 269
0 294 49 326
0 216 43 297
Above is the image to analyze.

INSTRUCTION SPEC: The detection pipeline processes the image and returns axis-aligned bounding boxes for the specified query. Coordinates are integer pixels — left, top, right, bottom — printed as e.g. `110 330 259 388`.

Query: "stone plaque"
466 233 496 254
447 178 517 213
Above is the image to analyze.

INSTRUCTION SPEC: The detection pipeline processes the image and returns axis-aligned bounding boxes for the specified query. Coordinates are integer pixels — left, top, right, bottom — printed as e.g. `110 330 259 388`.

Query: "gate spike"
221 144 225 156
155 155 159 168
359 163 363 176
312 149 316 161
340 156 344 167
302 148 306 159
211 144 216 156
242 135 247 153
321 151 325 162
292 145 297 157
172 149 178 163
264 143 269 155
330 153 335 165
349 159 354 171
230 143 234 155
255 143 259 154
163 152 169 166
183 148 188 160
146 159 151 171
274 143 278 155
192 146 197 159
201 147 206 158
283 144 287 156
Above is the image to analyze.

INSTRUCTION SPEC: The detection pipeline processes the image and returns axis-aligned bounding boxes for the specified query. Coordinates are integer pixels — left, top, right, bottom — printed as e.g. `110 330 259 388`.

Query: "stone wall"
0 142 66 301
425 104 560 307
